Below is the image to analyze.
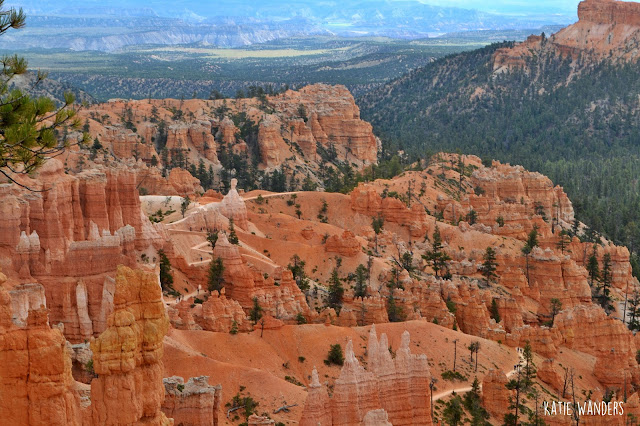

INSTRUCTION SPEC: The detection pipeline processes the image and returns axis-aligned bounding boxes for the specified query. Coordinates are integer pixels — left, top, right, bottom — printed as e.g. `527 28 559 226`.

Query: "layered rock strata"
300 326 432 425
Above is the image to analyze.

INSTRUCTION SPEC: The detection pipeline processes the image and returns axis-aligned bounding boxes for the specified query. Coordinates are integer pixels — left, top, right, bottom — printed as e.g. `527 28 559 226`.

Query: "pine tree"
599 253 613 312
586 245 600 288
442 395 464 426
324 344 344 366
628 291 640 331
288 254 310 292
207 230 219 250
521 226 539 284
463 377 489 424
571 218 580 238
387 290 405 322
401 251 414 273
423 226 451 278
228 218 239 245
522 341 536 389
372 215 384 253
466 209 478 225
550 298 562 324
0 4 89 185
207 257 225 292
556 229 571 254
480 247 498 283
158 249 174 292
327 268 344 313
353 264 368 298
249 297 263 325
180 195 190 218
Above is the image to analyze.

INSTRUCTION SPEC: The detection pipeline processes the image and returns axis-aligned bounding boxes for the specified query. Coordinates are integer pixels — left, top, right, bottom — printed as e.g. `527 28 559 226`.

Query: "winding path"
433 350 525 401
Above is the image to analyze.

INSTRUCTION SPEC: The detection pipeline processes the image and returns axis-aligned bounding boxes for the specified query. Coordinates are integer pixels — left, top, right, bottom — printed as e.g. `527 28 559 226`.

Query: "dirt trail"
433 350 525 401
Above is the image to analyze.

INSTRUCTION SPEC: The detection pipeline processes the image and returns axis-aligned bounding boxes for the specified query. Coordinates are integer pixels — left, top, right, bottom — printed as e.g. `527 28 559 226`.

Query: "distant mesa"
493 0 640 71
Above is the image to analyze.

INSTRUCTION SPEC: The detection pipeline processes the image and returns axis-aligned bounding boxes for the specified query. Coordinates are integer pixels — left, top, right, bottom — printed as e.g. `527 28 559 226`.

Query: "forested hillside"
359 42 640 269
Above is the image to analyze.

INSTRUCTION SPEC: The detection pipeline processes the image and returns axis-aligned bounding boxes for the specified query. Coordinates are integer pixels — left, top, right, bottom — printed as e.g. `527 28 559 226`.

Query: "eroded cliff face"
212 233 310 319
162 376 220 426
0 265 172 426
77 84 379 190
300 327 432 426
493 0 640 71
90 265 171 425
0 160 164 342
554 305 639 389
0 268 82 426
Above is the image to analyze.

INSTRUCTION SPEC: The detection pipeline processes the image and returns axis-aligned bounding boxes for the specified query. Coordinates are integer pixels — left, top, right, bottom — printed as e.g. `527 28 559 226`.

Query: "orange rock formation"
300 326 432 425
0 265 173 425
493 0 640 71
89 265 171 425
162 376 221 426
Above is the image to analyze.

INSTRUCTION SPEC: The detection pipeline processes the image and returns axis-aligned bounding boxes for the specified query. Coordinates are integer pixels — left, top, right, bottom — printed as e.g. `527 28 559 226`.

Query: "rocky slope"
151 151 640 424
76 84 379 192
4 75 640 424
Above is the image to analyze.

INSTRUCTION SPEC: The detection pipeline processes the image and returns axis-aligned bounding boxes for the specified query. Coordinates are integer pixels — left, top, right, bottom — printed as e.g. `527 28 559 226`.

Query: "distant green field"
1 33 533 101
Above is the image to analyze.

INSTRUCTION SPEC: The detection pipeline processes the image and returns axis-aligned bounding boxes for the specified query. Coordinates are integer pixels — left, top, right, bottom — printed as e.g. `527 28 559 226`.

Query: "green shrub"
324 344 344 366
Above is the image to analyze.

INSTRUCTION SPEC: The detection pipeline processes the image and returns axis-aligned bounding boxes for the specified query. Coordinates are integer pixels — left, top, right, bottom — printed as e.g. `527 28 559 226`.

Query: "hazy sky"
7 0 584 16
418 0 580 14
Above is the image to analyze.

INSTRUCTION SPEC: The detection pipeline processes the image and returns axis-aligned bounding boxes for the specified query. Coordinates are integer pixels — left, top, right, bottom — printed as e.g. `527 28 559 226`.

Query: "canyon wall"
0 160 164 343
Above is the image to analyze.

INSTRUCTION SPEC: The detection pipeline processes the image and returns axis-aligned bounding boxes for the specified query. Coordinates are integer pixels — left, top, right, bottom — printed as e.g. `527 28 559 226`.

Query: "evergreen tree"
571 218 580 238
480 247 498 283
180 195 190 218
522 341 536 389
206 230 219 250
442 395 464 426
387 290 405 323
324 344 344 366
207 257 225 292
556 229 571 254
599 253 613 312
401 251 414 273
228 218 239 245
288 254 309 292
0 4 89 185
327 268 344 313
504 373 527 426
353 264 368 298
372 215 384 253
550 298 562 324
249 297 263 325
158 249 174 292
586 245 600 288
423 226 451 278
466 209 478 225
463 378 490 425
628 291 640 331
522 226 539 284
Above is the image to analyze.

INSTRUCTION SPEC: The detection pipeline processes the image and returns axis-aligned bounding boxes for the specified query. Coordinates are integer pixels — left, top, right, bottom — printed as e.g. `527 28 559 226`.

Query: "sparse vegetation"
324 344 345 366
